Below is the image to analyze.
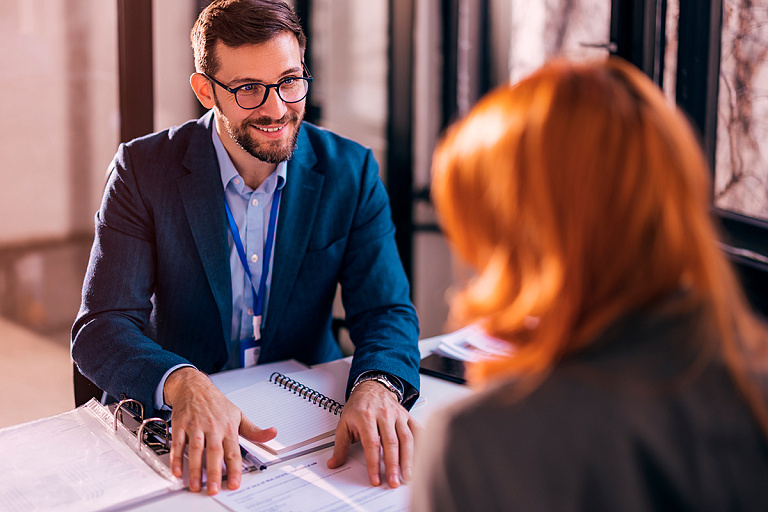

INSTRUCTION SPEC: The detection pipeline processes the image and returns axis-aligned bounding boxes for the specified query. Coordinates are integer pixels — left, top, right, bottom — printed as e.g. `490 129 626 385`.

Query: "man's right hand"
163 367 277 495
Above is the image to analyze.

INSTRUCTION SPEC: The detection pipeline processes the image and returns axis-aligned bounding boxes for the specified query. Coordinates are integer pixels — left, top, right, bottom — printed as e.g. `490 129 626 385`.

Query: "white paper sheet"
434 325 513 362
0 404 176 512
214 451 408 512
227 360 351 455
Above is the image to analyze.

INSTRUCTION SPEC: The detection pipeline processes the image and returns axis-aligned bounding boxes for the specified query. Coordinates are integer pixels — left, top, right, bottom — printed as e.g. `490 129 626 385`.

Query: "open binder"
0 398 184 512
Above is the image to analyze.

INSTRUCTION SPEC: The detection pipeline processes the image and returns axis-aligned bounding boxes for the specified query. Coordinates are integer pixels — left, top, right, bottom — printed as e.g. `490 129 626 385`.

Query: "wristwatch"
351 372 405 404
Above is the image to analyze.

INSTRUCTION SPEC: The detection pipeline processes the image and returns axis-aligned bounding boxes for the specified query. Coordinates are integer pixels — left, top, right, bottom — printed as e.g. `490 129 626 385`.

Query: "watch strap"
351 372 405 404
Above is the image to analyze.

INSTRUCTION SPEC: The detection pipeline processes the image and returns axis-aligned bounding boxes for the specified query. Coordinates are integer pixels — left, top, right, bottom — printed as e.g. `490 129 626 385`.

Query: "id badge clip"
240 337 261 368
240 315 262 368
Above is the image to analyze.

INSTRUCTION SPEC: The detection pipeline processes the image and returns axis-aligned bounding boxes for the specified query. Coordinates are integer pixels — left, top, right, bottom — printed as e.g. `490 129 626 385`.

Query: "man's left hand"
327 380 422 488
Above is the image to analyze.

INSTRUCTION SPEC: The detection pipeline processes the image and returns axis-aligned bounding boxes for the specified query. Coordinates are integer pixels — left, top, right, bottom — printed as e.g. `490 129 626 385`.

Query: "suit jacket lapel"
177 112 233 343
262 126 323 343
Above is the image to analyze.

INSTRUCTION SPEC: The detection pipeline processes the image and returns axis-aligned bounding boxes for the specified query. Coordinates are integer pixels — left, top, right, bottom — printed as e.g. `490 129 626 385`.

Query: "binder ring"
138 418 170 452
114 398 144 431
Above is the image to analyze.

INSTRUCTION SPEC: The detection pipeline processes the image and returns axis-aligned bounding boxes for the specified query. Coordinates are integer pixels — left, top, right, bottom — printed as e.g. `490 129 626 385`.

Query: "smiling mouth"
254 125 283 133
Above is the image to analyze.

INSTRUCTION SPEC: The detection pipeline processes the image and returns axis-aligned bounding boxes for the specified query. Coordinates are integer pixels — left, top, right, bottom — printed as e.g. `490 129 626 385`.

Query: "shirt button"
233 178 241 185
250 254 259 263
252 198 259 207
247 308 254 316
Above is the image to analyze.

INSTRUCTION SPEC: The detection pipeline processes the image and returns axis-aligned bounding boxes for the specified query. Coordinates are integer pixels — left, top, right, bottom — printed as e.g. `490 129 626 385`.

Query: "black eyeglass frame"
202 62 313 110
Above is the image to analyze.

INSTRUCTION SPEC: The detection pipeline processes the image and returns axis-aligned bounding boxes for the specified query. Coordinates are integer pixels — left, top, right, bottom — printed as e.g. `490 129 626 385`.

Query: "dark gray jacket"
413 294 768 511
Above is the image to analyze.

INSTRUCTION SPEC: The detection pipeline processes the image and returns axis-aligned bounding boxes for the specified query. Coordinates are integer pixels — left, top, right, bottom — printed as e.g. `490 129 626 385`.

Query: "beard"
216 100 304 163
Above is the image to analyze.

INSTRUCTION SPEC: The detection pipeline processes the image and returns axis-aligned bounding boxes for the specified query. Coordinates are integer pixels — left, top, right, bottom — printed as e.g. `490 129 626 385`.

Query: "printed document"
213 451 408 512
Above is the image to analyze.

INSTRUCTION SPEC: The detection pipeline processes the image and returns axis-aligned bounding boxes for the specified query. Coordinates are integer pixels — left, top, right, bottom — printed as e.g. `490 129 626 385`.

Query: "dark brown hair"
191 0 306 75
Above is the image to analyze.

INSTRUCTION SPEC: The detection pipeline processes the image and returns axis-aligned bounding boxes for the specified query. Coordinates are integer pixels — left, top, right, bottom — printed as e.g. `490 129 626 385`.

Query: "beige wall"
0 0 118 244
0 0 198 248
153 0 199 131
0 1 199 335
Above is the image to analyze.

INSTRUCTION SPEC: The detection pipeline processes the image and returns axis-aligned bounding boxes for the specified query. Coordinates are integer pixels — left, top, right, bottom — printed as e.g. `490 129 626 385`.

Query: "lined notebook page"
226 360 350 454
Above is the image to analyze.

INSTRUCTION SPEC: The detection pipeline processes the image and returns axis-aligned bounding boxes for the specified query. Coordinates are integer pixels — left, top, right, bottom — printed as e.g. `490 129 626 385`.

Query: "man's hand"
327 380 422 488
164 367 277 495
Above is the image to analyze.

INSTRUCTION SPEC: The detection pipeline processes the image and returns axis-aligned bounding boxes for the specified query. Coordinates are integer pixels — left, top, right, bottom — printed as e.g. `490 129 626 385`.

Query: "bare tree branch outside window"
715 0 768 221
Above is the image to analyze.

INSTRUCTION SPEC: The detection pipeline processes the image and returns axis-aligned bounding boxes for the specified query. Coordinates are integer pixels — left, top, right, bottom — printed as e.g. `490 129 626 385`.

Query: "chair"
73 363 104 407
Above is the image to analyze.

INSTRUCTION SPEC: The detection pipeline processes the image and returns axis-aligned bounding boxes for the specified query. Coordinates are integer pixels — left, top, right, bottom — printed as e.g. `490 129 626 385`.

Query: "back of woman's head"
432 57 758 384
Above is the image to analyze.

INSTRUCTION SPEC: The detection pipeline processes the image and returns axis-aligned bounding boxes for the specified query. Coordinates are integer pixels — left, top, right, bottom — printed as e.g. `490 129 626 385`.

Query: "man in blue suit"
72 0 420 496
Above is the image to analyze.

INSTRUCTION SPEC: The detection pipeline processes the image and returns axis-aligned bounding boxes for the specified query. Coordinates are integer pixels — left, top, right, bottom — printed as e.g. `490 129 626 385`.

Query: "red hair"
432 57 768 434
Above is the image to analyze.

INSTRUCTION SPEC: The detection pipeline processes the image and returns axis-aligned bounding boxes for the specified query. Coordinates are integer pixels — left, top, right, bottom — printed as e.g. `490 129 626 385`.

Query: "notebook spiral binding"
269 371 344 415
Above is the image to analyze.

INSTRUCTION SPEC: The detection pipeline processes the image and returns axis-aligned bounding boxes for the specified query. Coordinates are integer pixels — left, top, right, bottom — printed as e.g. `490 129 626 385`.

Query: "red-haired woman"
412 58 768 511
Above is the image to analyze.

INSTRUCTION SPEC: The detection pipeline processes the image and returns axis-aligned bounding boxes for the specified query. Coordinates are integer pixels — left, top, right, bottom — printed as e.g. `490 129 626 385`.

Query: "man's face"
211 33 305 164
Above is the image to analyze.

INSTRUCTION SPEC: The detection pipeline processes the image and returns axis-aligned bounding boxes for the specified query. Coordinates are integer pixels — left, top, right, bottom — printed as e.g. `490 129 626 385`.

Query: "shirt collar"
212 123 287 195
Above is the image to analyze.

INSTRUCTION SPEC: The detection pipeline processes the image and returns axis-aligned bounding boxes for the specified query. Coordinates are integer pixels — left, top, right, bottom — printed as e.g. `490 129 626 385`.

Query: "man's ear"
190 72 216 109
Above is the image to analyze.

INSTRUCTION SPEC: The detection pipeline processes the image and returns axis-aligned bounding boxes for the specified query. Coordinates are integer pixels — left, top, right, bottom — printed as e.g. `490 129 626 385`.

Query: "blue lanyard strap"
224 187 282 324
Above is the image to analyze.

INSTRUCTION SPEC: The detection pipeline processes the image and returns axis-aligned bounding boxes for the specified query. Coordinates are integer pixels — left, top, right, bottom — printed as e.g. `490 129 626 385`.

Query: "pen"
240 445 267 472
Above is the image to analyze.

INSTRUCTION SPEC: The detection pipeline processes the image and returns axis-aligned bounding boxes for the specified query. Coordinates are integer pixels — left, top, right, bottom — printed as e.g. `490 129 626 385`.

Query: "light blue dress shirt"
152 126 286 409
214 126 287 370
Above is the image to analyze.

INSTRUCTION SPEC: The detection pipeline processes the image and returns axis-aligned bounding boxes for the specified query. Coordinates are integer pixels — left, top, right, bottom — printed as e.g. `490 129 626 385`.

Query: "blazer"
412 294 768 511
73 111 420 415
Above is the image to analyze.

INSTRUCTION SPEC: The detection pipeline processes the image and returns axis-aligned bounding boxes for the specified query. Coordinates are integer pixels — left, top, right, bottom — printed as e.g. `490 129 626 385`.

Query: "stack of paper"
433 325 512 362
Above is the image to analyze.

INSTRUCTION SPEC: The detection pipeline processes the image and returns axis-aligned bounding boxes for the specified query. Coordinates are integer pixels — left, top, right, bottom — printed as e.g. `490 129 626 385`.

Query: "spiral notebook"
226 362 349 456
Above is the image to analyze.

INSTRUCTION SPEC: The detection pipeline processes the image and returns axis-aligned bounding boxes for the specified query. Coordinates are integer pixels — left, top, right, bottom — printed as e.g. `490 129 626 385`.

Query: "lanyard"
224 187 282 341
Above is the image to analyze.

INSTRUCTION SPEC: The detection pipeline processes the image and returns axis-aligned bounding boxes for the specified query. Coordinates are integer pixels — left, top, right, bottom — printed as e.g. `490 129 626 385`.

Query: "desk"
128 339 471 511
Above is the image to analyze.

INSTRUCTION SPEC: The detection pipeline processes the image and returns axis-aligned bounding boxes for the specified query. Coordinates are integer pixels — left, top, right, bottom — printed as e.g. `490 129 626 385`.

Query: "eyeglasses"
203 63 313 110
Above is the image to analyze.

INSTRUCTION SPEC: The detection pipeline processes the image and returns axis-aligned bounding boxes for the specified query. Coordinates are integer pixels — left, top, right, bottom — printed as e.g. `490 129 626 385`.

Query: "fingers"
333 380 422 488
222 436 243 491
409 415 424 443
395 416 415 482
359 419 384 487
187 429 206 492
327 419 352 470
170 426 187 479
169 411 274 495
361 415 420 488
354 415 413 488
378 419 400 488
205 434 224 495
166 371 251 495
240 414 277 444
405 416 423 480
